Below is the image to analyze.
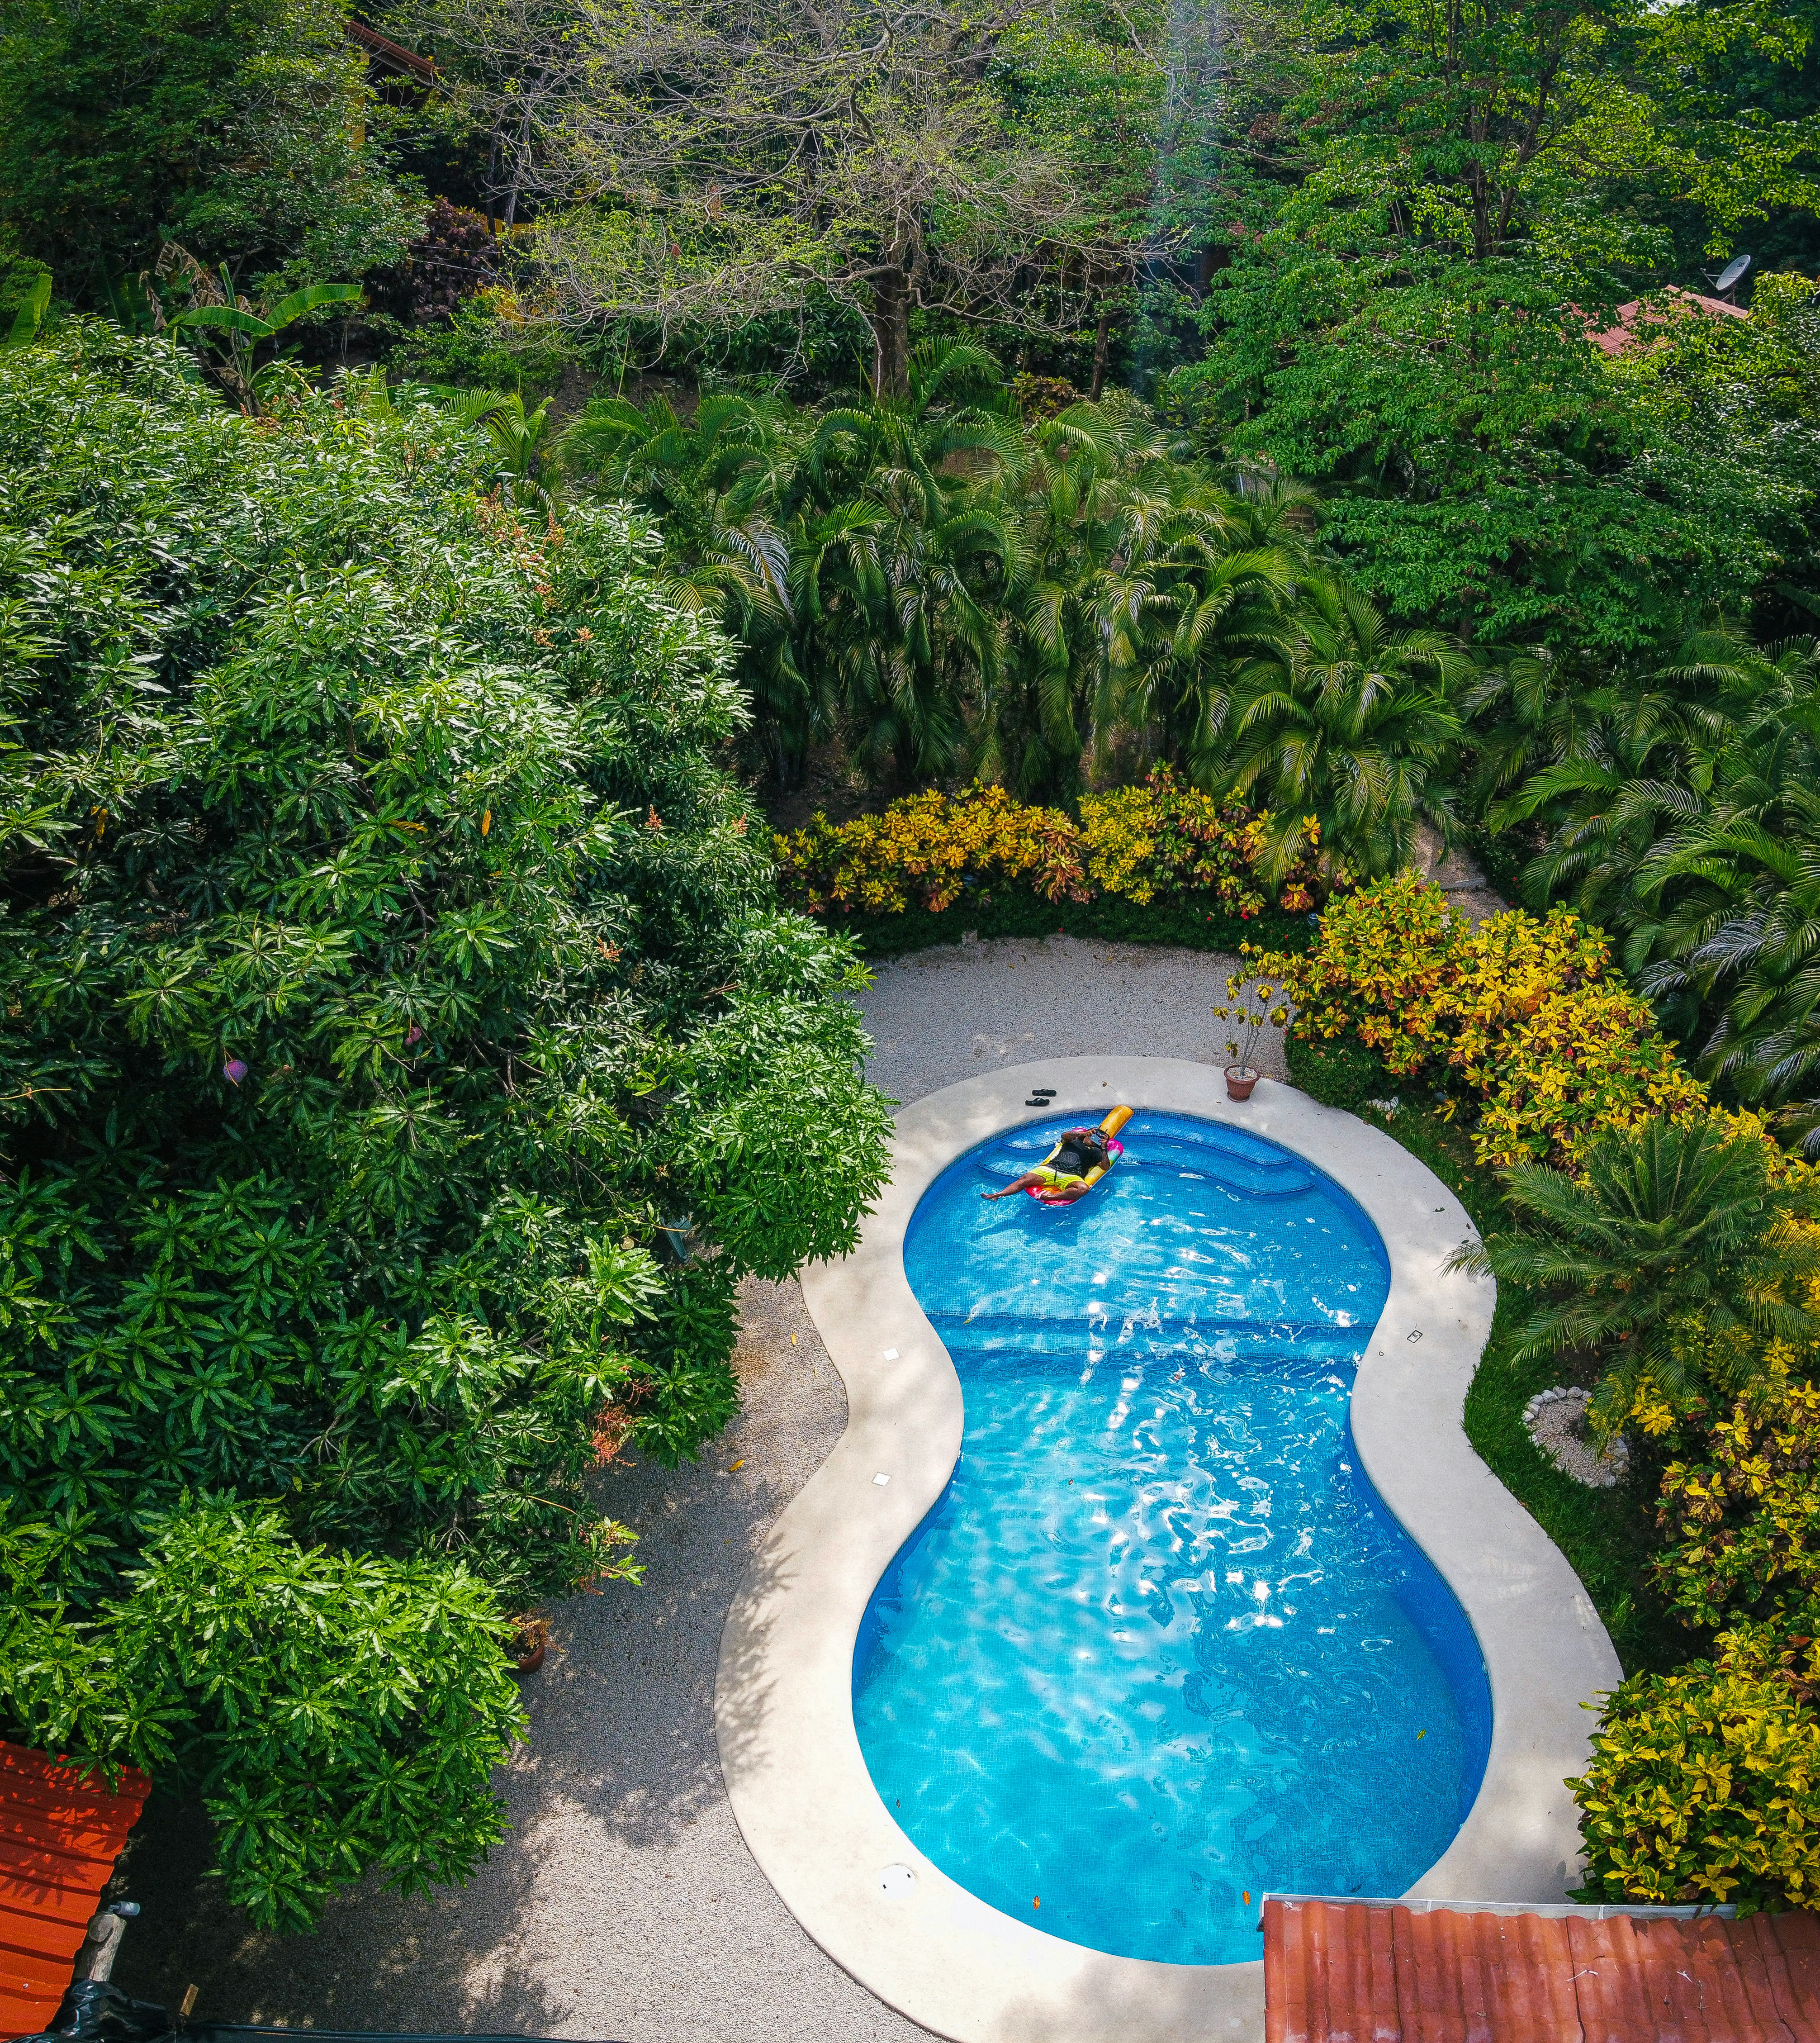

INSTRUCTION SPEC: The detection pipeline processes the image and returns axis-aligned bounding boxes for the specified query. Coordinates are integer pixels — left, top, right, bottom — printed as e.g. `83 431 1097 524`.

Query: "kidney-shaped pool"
852 1110 1492 1967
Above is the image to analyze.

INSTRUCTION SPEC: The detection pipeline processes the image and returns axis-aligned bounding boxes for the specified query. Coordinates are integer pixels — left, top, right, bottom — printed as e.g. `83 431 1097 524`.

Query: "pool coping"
714 1059 1621 2043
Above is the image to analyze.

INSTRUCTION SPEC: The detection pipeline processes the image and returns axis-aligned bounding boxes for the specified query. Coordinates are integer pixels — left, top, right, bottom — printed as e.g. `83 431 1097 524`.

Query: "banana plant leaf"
264 282 363 326
170 304 274 338
4 271 51 347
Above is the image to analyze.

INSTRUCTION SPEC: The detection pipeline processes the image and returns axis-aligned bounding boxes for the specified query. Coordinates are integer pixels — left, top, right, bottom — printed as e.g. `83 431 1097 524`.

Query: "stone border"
715 1060 1621 2043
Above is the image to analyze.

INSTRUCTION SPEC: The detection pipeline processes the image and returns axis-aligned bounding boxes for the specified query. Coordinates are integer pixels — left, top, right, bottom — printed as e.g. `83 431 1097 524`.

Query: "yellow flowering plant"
1078 769 1321 915
773 784 1089 915
1077 784 1161 901
774 771 1324 922
1242 872 1707 1169
1474 985 1708 1170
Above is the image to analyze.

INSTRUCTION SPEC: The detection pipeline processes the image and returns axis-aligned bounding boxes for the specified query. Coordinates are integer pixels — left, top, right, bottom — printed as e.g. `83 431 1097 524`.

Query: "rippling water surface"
852 1111 1491 1966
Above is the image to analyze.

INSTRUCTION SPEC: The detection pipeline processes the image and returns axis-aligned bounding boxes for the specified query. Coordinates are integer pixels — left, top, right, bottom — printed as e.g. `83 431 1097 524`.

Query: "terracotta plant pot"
1225 1067 1259 1102
507 1615 550 1672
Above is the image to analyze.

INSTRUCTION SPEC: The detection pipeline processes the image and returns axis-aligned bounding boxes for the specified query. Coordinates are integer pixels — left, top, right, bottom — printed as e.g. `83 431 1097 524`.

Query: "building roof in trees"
0 1742 150 2038
345 18 439 86
1263 1894 1820 2041
1588 285 1753 358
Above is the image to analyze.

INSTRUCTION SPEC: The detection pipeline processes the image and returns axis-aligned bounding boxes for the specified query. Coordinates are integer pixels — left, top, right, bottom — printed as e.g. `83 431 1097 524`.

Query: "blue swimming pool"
852 1110 1491 1967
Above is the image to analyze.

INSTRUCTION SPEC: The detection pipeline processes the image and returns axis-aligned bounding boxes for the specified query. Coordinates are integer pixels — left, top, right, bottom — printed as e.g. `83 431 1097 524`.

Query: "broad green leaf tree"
0 0 426 299
0 324 891 1925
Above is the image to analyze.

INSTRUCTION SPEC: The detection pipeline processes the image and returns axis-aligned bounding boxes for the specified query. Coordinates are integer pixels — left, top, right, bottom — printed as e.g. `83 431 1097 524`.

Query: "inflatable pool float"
1026 1105 1132 1204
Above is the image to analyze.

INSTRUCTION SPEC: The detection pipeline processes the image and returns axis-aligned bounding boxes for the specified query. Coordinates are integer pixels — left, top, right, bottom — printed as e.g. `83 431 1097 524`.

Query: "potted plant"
507 1613 551 1673
1213 979 1288 1101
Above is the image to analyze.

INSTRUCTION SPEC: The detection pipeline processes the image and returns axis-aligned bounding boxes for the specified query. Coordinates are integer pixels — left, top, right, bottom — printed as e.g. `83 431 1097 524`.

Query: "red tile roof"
1587 286 1751 357
0 1742 149 2039
1265 1896 1820 2043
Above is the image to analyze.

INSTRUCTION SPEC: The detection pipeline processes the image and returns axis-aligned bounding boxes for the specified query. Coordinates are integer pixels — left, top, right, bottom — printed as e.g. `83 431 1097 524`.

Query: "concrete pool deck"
717 1058 1621 2043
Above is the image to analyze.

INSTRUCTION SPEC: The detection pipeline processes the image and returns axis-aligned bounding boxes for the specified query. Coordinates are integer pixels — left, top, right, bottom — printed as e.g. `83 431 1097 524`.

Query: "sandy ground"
853 933 1285 1103
114 937 1266 2041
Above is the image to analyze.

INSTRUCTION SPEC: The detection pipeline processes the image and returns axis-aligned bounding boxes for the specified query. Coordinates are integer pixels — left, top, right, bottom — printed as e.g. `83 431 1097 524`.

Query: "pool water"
852 1111 1491 1967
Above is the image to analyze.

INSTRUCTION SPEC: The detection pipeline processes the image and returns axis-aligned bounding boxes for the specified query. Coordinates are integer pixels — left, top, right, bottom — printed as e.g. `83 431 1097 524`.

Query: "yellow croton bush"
1576 1382 1820 1912
1239 870 1707 1169
1573 1620 1820 1913
772 771 1322 920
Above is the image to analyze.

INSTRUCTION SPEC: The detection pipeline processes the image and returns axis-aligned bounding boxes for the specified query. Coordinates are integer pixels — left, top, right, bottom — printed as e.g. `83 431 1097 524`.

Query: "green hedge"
825 887 1318 958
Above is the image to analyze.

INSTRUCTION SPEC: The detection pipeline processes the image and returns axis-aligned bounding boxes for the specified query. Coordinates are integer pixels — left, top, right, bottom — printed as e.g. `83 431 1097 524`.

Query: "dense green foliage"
1489 621 1820 1132
0 0 424 296
0 327 890 1924
1178 257 1812 647
563 350 1482 885
1460 1118 1820 1423
1167 0 1820 646
3 1500 526 1931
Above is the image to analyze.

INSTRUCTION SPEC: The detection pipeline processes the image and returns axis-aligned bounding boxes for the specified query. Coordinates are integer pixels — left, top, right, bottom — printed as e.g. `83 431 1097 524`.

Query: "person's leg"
984 1170 1045 1200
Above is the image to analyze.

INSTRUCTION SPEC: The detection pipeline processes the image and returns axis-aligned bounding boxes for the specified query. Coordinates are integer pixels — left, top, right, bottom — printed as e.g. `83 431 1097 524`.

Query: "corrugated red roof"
0 1741 149 2039
344 19 439 84
1265 1896 1820 2043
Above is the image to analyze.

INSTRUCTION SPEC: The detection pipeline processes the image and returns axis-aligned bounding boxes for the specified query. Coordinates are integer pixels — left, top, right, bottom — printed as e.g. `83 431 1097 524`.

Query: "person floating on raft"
983 1106 1132 1205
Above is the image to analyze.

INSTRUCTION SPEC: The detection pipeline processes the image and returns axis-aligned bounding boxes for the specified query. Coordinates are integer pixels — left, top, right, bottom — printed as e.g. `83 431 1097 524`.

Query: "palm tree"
980 407 1162 802
798 473 1006 785
560 347 1019 787
562 390 812 779
1450 1116 1820 1429
1488 629 1820 1079
1221 575 1468 883
1491 625 1773 944
451 389 558 511
1087 494 1301 787
1458 641 1606 820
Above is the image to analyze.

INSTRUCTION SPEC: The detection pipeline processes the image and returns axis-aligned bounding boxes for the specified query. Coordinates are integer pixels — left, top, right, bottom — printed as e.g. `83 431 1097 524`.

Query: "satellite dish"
1707 254 1752 297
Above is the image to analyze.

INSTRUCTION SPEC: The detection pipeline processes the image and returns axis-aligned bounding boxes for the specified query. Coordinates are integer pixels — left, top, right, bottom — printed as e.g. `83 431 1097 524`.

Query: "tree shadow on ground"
108 1280 925 2043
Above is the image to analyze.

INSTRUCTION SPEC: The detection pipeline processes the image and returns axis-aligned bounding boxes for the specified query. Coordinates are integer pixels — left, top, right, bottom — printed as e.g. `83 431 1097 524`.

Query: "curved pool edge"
713 1058 1621 2043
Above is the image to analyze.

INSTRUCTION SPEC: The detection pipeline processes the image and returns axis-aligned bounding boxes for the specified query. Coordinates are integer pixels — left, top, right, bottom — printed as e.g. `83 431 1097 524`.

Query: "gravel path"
116 938 1267 2042
854 933 1284 1102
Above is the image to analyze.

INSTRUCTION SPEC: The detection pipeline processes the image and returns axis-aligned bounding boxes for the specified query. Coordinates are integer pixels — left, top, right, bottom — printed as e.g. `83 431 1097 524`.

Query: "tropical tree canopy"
405 0 1163 396
0 0 426 297
0 326 891 1929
